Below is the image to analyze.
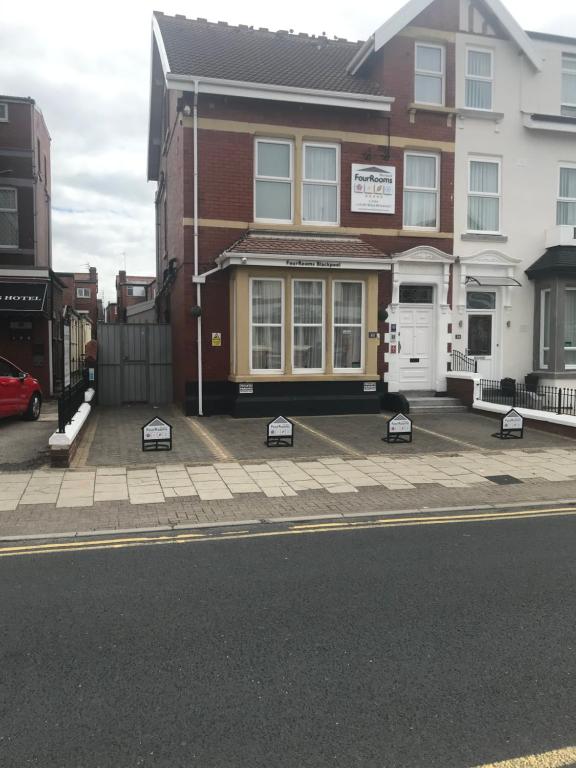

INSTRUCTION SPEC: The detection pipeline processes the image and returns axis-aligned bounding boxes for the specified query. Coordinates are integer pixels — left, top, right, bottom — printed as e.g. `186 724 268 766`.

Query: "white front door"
398 306 435 389
466 291 497 380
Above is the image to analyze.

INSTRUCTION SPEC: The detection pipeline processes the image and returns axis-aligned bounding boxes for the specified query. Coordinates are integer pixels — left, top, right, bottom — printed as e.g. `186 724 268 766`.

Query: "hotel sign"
351 164 396 214
286 260 341 268
0 282 47 312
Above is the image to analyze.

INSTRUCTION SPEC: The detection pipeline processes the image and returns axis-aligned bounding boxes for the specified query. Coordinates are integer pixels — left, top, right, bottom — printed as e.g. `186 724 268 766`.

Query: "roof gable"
354 0 542 73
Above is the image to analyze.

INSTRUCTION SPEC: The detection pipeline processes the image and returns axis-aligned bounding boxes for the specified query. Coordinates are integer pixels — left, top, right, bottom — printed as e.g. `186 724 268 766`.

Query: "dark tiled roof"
154 13 386 96
526 246 576 277
225 231 388 259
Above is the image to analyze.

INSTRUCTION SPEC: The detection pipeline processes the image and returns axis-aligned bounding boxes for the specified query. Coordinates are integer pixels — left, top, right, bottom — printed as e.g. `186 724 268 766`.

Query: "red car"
0 356 42 420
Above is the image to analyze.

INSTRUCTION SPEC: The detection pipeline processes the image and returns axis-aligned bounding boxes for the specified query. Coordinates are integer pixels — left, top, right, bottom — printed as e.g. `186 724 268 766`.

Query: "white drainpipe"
193 79 203 416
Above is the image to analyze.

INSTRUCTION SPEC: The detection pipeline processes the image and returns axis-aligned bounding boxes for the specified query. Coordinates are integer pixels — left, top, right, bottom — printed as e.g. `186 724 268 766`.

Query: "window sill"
407 103 456 126
461 233 508 243
522 112 576 133
457 108 504 122
401 228 441 236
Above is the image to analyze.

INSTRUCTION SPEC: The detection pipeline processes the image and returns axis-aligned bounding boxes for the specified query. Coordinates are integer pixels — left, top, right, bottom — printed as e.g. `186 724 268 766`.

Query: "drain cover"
486 475 522 485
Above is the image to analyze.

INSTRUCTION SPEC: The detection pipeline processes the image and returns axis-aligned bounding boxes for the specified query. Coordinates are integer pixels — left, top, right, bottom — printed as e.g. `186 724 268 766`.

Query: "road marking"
184 417 233 462
380 414 482 451
1 505 575 559
290 417 363 457
472 745 576 767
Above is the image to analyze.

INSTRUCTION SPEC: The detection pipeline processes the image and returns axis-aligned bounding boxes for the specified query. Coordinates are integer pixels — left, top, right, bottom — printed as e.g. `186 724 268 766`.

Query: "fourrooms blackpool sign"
142 417 172 451
383 413 413 444
495 409 524 440
266 416 294 448
351 164 396 214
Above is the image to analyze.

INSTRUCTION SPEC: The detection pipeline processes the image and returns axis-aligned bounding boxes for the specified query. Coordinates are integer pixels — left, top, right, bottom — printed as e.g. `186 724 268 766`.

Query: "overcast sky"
2 0 575 304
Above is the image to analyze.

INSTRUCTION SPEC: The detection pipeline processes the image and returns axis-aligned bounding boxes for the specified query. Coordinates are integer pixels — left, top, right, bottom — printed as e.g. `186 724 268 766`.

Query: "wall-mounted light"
183 104 192 117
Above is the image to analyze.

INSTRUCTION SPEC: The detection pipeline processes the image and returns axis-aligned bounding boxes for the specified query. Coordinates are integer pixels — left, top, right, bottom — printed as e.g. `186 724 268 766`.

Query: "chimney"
89 266 97 279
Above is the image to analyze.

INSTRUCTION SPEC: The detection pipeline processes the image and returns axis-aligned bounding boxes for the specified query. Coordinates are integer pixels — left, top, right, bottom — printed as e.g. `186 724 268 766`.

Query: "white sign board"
143 417 171 441
363 382 377 393
388 413 412 434
351 164 396 214
239 383 253 394
502 409 523 431
63 325 70 387
268 416 293 438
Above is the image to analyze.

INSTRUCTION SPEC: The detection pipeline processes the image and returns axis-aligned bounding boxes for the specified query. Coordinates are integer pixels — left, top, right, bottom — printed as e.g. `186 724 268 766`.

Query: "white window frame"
292 279 325 374
0 187 18 248
540 288 550 370
249 277 285 374
0 103 8 122
564 287 576 370
414 42 445 106
561 53 576 117
403 152 440 231
465 47 494 111
467 157 501 235
332 280 365 374
127 286 146 297
301 142 340 226
557 164 576 225
254 138 294 224
76 287 91 299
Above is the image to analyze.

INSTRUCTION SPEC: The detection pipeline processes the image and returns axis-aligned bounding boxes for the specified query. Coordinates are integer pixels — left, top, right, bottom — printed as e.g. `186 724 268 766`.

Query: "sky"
2 0 576 305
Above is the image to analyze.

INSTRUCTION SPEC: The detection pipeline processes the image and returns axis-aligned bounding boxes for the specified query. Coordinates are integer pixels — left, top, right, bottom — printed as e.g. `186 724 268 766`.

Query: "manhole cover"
486 475 523 485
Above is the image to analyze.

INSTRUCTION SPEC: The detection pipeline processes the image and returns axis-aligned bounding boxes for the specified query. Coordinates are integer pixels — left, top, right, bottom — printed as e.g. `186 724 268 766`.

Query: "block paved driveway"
84 405 571 468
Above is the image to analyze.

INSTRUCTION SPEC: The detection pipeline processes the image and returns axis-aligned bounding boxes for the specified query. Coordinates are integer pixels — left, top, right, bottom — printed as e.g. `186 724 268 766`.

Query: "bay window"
561 53 576 118
467 158 501 233
557 166 576 225
0 188 18 248
414 43 444 106
302 143 339 225
250 278 284 371
254 139 293 222
540 288 550 369
565 289 576 368
403 153 439 229
333 281 364 371
465 48 493 111
293 280 324 371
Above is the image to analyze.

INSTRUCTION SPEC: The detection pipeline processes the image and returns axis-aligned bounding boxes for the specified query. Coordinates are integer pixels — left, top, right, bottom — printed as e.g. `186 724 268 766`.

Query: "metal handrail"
450 350 478 373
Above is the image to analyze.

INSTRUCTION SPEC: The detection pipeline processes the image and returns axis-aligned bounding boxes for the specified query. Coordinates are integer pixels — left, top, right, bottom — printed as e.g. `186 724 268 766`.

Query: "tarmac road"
1 508 575 767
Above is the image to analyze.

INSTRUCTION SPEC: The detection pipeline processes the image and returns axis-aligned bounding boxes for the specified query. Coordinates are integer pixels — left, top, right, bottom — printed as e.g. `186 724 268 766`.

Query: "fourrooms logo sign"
351 164 396 214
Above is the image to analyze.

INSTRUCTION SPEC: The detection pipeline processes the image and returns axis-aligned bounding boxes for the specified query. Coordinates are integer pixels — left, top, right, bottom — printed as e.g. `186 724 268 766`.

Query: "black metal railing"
478 379 576 416
57 370 89 433
450 350 478 373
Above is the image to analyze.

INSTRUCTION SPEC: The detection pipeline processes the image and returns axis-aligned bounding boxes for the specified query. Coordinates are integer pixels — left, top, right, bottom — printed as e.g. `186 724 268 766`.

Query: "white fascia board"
347 37 375 76
483 0 542 71
151 15 171 79
216 252 391 271
373 0 434 52
165 74 393 112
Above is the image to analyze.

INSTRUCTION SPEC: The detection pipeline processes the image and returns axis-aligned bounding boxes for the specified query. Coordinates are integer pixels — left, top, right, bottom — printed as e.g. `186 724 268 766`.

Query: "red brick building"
56 267 99 333
0 95 62 395
114 271 156 322
148 0 456 415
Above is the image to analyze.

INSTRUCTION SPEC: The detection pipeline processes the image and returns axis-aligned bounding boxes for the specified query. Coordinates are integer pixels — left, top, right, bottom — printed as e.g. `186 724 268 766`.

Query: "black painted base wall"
184 379 386 418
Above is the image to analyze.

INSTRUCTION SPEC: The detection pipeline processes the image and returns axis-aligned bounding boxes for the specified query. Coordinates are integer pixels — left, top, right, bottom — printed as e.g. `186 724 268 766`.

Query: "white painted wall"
453 24 576 382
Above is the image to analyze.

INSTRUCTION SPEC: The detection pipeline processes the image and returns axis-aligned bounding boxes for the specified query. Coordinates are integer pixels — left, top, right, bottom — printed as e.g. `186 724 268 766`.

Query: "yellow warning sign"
211 332 222 347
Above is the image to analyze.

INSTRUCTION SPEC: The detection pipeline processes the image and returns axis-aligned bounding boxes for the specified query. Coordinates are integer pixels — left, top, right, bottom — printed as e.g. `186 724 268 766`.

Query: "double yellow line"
1 505 575 559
